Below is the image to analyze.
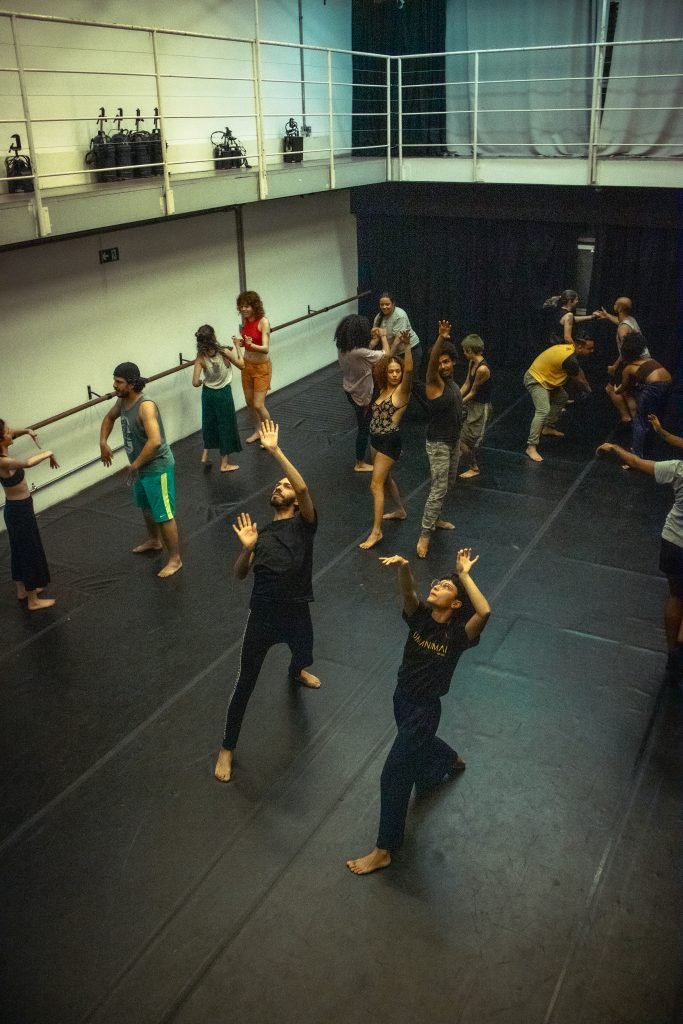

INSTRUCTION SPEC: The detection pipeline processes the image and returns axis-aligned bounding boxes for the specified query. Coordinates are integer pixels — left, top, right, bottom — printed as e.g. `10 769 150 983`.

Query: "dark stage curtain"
357 215 578 369
352 0 446 156
587 223 681 377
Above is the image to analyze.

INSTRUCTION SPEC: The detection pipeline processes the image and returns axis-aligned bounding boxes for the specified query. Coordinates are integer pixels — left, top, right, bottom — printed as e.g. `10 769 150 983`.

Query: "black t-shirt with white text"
250 511 317 608
396 603 478 702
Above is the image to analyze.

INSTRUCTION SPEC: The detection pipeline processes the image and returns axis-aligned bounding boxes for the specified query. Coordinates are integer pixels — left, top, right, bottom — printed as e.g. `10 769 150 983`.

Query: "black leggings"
222 602 314 750
345 391 371 462
377 691 457 851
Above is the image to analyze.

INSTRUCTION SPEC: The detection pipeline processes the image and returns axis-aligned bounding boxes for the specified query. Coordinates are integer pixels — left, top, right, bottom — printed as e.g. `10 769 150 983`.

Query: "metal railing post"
472 50 479 182
397 56 403 180
385 56 392 181
327 49 335 190
251 39 268 199
10 14 51 237
150 29 175 215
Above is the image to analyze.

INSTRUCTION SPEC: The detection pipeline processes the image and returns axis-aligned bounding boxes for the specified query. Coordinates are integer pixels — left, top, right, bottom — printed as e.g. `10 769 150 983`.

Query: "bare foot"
541 427 565 438
458 468 480 479
354 462 374 473
132 539 163 553
346 847 391 875
526 446 543 463
16 585 43 599
158 557 183 578
214 748 233 783
245 432 260 444
220 463 240 473
416 535 430 559
200 450 211 465
435 519 455 530
448 755 467 776
293 669 321 689
28 596 56 611
382 510 407 521
360 530 383 550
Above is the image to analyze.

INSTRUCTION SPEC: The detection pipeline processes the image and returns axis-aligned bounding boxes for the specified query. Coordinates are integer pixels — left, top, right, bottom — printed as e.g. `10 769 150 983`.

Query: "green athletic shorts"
132 468 176 522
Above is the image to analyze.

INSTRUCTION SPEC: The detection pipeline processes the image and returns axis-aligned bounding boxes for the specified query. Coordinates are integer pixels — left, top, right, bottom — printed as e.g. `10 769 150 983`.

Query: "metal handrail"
27 290 370 432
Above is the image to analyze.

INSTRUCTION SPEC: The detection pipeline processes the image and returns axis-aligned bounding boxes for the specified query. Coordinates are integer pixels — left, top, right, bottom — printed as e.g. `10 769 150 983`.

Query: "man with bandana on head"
99 361 182 578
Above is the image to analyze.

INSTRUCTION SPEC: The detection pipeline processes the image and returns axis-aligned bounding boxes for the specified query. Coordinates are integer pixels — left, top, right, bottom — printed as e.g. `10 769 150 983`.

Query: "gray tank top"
120 395 174 475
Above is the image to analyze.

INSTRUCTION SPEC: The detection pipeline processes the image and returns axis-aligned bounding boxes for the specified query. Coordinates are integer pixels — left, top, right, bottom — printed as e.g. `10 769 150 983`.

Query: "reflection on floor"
1 363 681 1024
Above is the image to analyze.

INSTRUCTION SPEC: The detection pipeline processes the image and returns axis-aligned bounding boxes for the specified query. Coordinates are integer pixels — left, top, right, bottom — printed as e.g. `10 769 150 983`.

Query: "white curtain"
445 0 599 157
598 0 683 157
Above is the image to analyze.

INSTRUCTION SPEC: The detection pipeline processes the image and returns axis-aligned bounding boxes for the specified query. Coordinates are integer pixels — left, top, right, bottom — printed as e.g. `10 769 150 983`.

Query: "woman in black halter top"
0 418 59 610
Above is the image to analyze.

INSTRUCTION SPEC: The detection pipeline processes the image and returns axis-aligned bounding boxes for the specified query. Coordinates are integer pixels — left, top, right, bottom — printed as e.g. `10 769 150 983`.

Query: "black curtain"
587 223 681 376
352 0 446 156
357 214 577 369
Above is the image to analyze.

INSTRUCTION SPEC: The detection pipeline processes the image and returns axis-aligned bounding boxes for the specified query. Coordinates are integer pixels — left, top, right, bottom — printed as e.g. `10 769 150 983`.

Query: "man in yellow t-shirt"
524 338 594 462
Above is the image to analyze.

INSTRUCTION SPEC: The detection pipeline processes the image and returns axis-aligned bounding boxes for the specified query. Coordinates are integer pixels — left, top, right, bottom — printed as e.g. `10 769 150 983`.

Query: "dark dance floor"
2 363 682 1024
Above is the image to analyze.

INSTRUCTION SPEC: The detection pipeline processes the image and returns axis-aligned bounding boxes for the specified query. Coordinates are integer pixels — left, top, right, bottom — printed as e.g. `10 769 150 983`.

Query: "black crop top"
0 466 25 488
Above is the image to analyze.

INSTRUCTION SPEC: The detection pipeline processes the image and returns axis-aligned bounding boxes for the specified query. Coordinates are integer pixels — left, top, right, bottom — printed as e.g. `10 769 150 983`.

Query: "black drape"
358 214 577 368
352 0 446 156
587 223 681 376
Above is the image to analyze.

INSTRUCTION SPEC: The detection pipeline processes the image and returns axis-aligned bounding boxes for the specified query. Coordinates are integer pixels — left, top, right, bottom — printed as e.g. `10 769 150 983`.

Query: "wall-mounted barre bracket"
307 305 321 315
87 386 102 400
179 353 193 365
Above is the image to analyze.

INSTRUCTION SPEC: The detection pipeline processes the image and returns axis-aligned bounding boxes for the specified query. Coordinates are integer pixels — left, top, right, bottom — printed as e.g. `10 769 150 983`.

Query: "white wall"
1 1 353 189
0 187 358 514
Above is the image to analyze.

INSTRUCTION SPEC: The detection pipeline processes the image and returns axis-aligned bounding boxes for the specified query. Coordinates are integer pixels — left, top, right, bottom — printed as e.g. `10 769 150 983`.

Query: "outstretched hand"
49 454 60 470
28 429 41 448
648 413 663 434
259 420 279 451
437 320 452 339
397 330 411 350
379 555 409 568
455 547 479 575
233 512 258 551
596 442 615 457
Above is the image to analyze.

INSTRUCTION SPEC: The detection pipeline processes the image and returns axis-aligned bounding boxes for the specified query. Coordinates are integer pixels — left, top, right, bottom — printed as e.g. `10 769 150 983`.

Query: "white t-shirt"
654 460 683 548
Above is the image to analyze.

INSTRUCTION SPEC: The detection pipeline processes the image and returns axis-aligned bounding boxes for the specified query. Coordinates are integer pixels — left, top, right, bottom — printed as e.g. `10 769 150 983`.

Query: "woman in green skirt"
192 324 244 472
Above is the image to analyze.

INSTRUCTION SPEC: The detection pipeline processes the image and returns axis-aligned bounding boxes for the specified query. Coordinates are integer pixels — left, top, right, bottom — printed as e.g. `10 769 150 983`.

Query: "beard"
270 492 295 509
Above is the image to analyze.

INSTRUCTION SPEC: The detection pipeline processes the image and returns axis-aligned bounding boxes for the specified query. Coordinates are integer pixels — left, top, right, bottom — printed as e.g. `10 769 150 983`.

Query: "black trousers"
4 496 50 592
345 391 371 463
222 602 314 751
377 690 457 851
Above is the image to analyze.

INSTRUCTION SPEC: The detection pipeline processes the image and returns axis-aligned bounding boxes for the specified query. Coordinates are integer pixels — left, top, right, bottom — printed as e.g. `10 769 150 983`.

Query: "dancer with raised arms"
215 421 320 784
359 331 413 550
346 546 491 874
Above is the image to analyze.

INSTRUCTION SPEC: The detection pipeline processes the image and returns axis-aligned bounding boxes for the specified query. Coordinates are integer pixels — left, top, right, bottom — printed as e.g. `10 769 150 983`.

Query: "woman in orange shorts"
233 290 272 443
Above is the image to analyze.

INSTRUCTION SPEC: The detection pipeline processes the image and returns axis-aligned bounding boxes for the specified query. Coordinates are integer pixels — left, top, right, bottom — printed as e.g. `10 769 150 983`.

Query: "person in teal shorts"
99 361 182 578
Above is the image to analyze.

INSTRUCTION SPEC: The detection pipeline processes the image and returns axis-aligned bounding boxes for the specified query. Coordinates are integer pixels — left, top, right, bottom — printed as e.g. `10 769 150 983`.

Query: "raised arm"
259 421 315 522
455 548 491 640
9 426 40 447
425 320 451 390
99 400 122 466
649 414 683 450
379 555 419 616
594 306 619 326
596 442 655 476
1 449 58 472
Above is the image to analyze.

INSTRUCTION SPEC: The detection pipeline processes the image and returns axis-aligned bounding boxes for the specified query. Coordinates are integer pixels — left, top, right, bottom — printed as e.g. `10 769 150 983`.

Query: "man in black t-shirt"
215 421 319 783
347 548 491 875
